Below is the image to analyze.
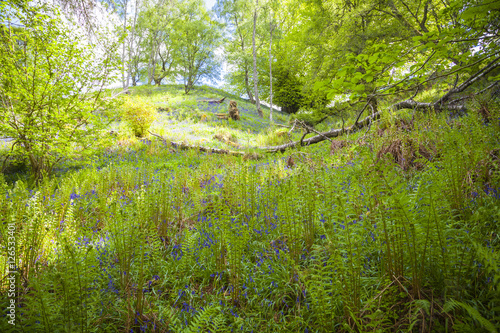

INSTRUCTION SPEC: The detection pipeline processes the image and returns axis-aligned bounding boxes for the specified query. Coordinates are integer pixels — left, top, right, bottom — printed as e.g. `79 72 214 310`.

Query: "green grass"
1 85 500 332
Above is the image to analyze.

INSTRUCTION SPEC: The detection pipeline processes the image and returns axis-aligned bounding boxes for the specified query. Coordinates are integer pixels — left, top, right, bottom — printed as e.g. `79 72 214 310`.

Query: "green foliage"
444 299 497 333
120 96 157 137
0 2 121 181
273 65 304 114
172 0 222 94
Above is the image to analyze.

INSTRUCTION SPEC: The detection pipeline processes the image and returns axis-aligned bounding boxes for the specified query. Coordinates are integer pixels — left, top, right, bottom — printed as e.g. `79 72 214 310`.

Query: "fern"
444 299 497 333
184 305 222 333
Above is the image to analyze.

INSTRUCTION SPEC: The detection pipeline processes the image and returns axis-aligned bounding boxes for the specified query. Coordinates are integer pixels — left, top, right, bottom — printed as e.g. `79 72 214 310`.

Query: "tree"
173 0 222 94
137 0 179 86
215 0 256 102
314 0 500 118
0 2 121 181
125 0 141 88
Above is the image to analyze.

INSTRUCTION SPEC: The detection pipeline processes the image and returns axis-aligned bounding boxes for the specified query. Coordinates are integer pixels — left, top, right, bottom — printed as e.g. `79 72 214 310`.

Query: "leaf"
444 299 497 333
354 84 365 92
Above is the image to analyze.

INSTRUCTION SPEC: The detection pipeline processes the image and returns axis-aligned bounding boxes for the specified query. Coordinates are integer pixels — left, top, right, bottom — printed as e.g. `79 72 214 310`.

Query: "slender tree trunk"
121 0 128 90
126 0 139 89
245 66 255 103
148 44 154 85
252 0 263 118
235 14 255 104
269 18 273 124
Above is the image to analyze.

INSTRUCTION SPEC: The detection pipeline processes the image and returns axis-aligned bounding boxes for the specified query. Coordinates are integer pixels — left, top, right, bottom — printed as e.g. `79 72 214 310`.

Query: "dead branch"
393 56 500 112
296 120 333 144
260 111 381 153
148 131 245 156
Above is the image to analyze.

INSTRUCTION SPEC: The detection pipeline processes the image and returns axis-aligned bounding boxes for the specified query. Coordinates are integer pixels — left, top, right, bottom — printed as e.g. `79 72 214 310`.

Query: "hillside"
1 84 499 332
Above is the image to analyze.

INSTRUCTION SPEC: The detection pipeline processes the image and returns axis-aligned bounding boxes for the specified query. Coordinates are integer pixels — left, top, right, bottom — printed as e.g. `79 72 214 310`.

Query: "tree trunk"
252 0 263 118
154 77 162 86
148 38 155 85
121 0 128 90
245 66 255 103
126 0 139 89
269 18 273 124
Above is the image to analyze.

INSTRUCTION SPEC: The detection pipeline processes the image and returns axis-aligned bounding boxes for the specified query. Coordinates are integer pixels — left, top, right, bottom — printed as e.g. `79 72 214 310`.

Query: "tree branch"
261 112 381 153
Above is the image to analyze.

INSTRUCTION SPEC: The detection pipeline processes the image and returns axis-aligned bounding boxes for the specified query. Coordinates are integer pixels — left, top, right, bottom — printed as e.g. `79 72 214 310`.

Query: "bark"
148 45 154 85
437 56 500 106
252 0 263 118
126 0 139 89
245 66 255 103
234 13 255 104
153 77 163 86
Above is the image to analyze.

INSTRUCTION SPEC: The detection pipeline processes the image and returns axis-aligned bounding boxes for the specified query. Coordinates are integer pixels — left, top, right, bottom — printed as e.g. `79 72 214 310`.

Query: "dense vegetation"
1 0 500 332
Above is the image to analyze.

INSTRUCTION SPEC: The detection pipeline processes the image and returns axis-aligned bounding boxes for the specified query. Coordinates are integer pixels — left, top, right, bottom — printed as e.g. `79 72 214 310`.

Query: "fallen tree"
148 111 380 155
260 113 380 152
148 131 245 156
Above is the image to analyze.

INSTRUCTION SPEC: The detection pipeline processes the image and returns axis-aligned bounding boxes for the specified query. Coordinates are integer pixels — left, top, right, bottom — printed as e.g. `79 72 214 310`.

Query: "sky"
204 0 217 10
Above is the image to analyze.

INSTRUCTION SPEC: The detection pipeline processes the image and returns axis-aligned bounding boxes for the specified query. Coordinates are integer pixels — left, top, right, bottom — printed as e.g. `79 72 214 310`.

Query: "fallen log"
149 111 381 156
148 131 245 156
215 113 229 120
200 97 227 104
260 112 381 153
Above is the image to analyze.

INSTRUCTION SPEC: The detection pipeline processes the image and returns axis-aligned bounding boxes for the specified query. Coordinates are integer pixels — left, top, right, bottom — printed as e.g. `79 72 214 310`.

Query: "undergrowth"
0 92 499 332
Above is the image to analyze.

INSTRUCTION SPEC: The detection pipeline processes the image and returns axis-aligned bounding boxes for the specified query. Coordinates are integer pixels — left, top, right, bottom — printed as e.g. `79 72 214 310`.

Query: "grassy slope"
126 85 291 148
1 85 500 332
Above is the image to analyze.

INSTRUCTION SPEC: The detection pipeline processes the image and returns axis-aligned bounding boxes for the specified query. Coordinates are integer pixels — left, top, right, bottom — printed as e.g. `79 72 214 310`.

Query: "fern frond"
444 299 497 333
185 305 222 333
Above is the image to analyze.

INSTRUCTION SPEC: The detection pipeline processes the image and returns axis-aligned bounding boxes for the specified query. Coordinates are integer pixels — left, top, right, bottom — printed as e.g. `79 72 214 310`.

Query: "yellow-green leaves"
120 96 158 138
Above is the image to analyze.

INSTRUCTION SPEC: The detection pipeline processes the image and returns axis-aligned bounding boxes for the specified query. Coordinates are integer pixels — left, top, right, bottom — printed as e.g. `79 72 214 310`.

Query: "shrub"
120 96 158 137
0 2 121 181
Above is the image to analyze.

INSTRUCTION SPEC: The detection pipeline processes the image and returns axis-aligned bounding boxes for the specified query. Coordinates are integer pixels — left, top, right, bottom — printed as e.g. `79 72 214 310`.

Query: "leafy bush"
0 2 121 181
120 96 157 137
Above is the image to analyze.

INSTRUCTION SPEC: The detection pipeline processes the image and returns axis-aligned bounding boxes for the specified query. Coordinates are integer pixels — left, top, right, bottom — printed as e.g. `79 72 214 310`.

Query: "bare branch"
261 112 381 153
